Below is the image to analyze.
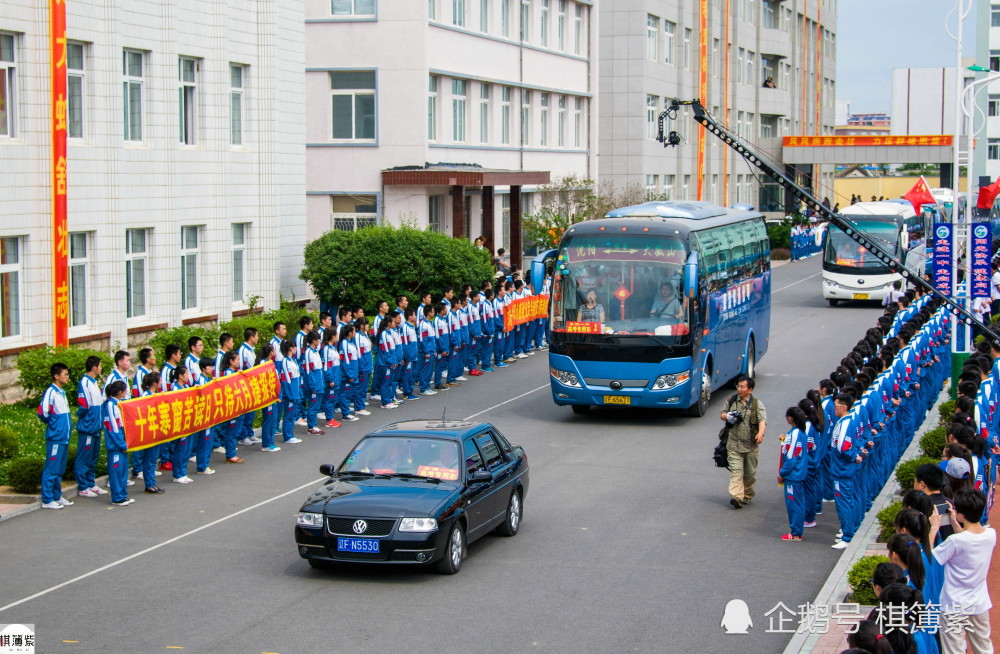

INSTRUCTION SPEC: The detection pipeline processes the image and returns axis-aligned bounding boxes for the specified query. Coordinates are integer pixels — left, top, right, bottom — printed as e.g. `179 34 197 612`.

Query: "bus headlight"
550 368 581 387
823 279 840 289
654 372 690 389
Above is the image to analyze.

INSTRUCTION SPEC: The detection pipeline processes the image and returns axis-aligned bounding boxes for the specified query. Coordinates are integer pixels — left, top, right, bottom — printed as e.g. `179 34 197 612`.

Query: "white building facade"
0 0 306 377
598 0 837 215
305 0 598 264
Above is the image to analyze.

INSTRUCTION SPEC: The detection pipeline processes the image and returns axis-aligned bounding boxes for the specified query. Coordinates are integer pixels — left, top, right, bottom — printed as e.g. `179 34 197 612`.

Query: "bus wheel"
827 299 839 307
688 368 711 417
745 340 756 379
571 405 590 415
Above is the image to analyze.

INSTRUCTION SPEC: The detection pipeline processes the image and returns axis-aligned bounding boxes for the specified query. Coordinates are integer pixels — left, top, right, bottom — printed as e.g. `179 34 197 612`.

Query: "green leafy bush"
876 501 903 542
6 456 45 494
301 225 494 310
895 456 940 492
16 346 114 400
938 400 956 426
920 426 947 459
847 555 890 605
148 325 221 363
0 427 19 460
766 220 792 250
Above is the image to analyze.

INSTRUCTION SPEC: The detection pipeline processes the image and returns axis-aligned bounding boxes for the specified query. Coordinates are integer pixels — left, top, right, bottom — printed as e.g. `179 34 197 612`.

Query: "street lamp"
960 70 1000 224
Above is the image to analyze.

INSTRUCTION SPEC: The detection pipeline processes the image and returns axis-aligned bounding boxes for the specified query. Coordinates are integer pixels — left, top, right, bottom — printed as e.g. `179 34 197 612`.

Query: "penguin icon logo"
721 599 753 634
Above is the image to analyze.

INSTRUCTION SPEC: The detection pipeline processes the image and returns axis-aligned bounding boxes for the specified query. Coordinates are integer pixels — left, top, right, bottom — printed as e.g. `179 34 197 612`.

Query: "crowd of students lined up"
35 276 551 510
771 284 996 654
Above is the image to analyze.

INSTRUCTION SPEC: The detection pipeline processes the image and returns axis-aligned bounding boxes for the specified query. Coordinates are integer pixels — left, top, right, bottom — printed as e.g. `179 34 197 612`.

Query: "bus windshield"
551 234 690 338
824 219 900 271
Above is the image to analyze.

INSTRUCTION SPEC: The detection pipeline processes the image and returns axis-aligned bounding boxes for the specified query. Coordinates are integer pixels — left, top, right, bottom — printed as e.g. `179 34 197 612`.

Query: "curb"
782 382 949 654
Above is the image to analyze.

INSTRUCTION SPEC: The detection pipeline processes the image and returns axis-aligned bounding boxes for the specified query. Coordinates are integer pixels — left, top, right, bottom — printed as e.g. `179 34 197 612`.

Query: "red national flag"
902 176 936 215
977 178 1000 210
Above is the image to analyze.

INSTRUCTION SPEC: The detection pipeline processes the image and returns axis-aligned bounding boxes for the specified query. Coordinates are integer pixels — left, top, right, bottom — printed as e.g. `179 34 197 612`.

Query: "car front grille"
327 517 397 537
332 550 388 562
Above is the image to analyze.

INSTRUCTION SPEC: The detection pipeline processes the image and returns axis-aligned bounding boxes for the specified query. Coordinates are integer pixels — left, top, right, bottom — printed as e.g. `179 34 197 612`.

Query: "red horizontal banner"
503 295 549 332
783 135 953 148
562 321 603 334
120 362 280 452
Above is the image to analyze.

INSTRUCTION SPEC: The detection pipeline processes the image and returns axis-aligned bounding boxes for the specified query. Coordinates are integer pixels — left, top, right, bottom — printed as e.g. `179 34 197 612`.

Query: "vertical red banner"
51 0 69 347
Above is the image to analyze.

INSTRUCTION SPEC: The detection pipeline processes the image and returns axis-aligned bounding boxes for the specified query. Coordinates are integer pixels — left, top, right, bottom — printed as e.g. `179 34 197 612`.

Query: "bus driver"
649 283 685 323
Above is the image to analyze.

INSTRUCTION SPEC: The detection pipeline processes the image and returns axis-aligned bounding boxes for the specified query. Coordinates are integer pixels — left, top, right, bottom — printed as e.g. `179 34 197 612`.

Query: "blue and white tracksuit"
103 397 129 503
417 318 436 392
169 381 193 478
193 372 214 472
74 374 104 492
434 314 451 386
400 321 419 397
830 413 862 543
321 343 341 423
239 342 257 439
37 383 71 504
302 346 324 429
278 358 303 441
355 332 373 410
338 339 359 418
780 426 808 537
134 388 160 489
376 329 399 406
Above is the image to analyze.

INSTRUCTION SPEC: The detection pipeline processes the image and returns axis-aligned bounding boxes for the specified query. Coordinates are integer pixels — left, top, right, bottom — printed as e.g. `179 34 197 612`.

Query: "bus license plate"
603 395 631 405
337 538 380 553
852 293 869 300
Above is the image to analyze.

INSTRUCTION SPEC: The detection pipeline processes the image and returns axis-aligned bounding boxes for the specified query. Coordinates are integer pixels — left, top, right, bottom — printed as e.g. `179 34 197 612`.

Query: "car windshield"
339 437 460 481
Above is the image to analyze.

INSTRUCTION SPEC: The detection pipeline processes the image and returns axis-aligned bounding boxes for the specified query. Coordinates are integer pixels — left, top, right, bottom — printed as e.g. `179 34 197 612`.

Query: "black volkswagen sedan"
295 419 529 574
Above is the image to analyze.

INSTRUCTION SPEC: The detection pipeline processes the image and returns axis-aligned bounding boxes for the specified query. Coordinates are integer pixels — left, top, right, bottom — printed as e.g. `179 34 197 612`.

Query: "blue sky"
837 0 977 115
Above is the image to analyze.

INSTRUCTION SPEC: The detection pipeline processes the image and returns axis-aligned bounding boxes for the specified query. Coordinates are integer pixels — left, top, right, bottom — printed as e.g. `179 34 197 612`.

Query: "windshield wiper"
384 473 442 483
337 471 388 478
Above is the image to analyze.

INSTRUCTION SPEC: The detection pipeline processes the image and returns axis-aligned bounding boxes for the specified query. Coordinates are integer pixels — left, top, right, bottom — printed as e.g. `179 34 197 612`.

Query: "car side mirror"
319 464 336 476
468 470 492 484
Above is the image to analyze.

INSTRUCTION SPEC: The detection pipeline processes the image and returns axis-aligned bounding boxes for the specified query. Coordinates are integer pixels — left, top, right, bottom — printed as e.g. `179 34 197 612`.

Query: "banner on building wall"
932 223 953 297
120 363 280 452
503 295 549 332
51 0 68 346
782 135 954 148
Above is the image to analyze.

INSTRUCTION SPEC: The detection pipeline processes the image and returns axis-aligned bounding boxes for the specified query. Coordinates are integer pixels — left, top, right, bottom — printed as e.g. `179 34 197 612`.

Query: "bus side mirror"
683 252 698 299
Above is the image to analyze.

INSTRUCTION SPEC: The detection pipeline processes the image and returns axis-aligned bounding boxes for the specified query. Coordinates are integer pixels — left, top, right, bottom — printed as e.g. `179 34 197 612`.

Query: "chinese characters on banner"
51 0 69 346
970 224 992 299
119 362 280 452
563 321 603 334
502 295 549 332
932 223 953 297
781 135 954 148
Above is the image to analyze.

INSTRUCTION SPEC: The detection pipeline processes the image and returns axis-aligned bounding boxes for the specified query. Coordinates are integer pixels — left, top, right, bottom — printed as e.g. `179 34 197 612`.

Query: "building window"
763 0 777 28
123 49 143 142
520 0 530 42
232 223 247 303
331 70 376 140
501 0 510 37
760 114 777 138
178 57 198 145
67 42 85 139
573 3 584 54
681 175 690 199
0 34 15 138
712 38 720 78
479 83 490 143
989 138 1000 160
230 64 245 146
745 51 755 87
992 8 1000 27
557 0 567 51
540 0 550 47
0 237 20 338
452 78 467 142
428 75 438 140
646 15 659 61
573 96 583 147
646 94 658 139
68 232 88 328
663 175 675 200
333 0 375 15
557 95 566 147
646 175 659 199
429 0 436 19
683 29 692 69
989 97 1000 117
539 92 549 146
501 86 511 144
180 226 199 311
452 0 465 26
480 0 489 32
992 55 1000 73
125 229 147 319
662 21 675 66
711 175 718 203
520 89 531 145
428 195 442 232
745 0 755 24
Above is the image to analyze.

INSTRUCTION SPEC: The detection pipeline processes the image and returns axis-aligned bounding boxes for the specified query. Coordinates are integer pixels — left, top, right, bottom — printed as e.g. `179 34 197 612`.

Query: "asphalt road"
0 256 885 654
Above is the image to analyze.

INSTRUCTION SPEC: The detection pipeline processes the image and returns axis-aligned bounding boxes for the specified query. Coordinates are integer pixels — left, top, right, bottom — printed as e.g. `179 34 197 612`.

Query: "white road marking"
464 384 549 421
772 271 821 294
0 477 325 614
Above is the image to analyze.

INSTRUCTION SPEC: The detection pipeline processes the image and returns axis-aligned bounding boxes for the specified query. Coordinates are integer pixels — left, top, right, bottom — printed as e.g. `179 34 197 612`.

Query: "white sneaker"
238 439 253 445
836 530 843 538
356 409 371 416
295 418 308 427
126 479 136 486
395 389 403 396
213 446 226 454
172 476 194 484
57 497 74 506
517 353 529 359
381 403 397 409
248 436 262 444
196 468 216 475
456 376 468 381
189 456 197 463
262 446 282 452
89 486 108 496
78 489 98 498
41 501 64 509
422 389 438 396
370 394 381 401
285 437 303 444
831 540 849 550
343 415 360 422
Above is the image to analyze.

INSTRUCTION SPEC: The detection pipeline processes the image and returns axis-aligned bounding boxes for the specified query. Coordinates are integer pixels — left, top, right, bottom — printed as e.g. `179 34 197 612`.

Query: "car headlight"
654 372 690 389
297 512 324 528
399 517 438 532
550 367 581 387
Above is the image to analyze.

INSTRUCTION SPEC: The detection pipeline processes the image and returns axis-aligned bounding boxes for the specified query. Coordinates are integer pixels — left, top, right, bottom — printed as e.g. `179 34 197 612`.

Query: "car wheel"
436 522 465 575
571 404 590 415
496 489 522 537
307 558 333 570
827 299 839 307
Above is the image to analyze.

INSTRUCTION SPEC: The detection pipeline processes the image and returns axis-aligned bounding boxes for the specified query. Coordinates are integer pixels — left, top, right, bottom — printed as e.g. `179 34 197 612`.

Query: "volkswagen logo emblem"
610 381 623 390
352 520 368 534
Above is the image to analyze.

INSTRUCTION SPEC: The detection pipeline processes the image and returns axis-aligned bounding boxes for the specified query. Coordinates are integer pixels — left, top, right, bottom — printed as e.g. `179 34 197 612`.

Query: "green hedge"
766 221 792 251
16 346 114 400
895 456 940 492
920 426 947 459
937 400 956 426
876 501 903 542
847 555 890 605
0 427 19 460
7 456 45 494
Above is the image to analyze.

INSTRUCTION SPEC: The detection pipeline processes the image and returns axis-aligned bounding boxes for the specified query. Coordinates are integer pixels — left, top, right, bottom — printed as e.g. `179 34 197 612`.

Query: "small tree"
301 225 494 309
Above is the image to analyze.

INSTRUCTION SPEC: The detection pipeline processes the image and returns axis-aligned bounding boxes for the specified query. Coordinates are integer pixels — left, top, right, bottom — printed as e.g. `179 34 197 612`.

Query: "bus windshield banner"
932 223 952 297
563 237 685 264
503 295 549 332
120 362 280 451
970 223 991 299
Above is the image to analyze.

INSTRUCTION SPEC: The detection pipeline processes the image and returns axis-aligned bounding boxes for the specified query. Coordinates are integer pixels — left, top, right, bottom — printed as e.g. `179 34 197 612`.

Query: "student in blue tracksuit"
447 299 464 384
104 349 132 396
133 347 156 399
160 344 181 393
401 309 421 400
185 337 204 381
218 352 246 463
102 381 133 505
493 287 509 367
467 294 483 375
478 290 496 372
337 324 360 422
830 393 864 549
800 395 824 529
136 372 166 494
192 357 217 475
301 331 326 435
433 302 452 390
74 356 107 498
168 366 195 483
295 316 315 421
238 328 261 445
778 407 809 540
255 344 281 451
270 322 288 432
38 363 73 509
354 318 374 414
374 312 401 409
320 328 341 429
278 341 305 442
819 380 837 505
418 306 437 395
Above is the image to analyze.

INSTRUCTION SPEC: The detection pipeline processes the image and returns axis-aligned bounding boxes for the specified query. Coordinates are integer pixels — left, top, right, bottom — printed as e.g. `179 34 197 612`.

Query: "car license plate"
603 395 631 405
853 293 869 300
337 537 380 553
